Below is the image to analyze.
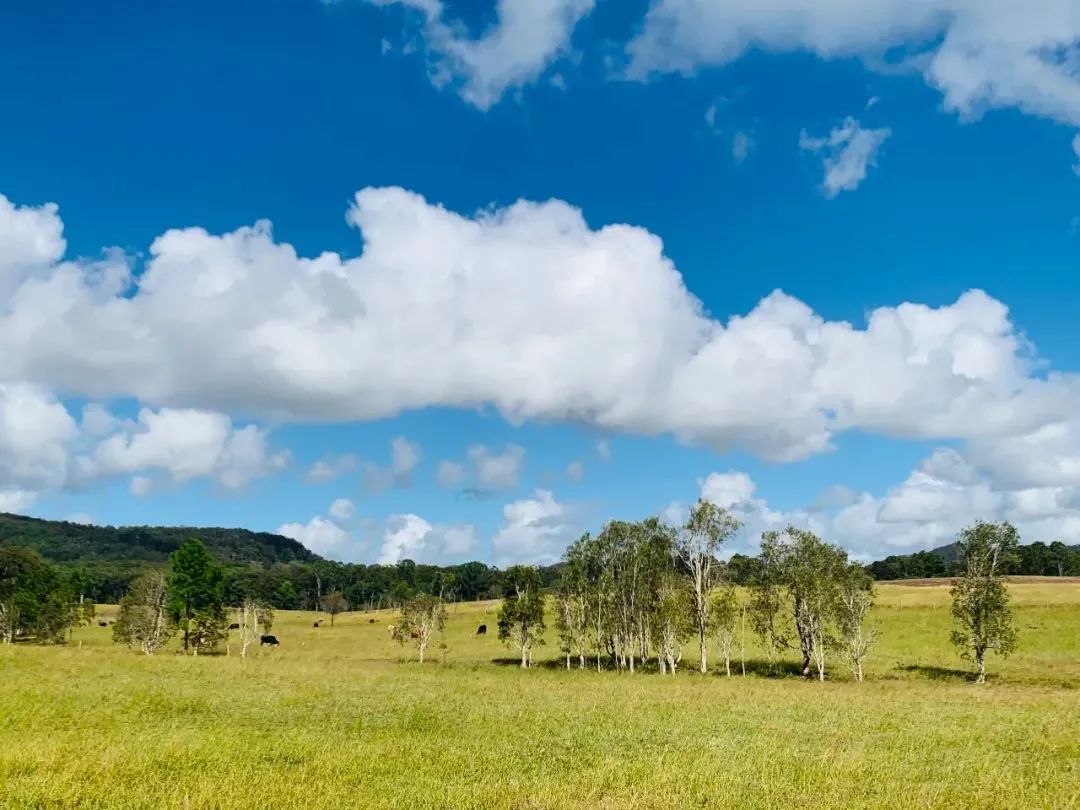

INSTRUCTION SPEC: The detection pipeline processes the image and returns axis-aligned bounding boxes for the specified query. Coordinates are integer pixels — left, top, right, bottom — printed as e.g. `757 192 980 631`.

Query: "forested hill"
0 513 320 567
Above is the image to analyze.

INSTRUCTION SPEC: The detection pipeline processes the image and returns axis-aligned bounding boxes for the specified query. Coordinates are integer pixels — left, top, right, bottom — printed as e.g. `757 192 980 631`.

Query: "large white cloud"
5 186 1078 474
492 489 580 566
627 0 1080 128
377 513 478 563
365 0 594 109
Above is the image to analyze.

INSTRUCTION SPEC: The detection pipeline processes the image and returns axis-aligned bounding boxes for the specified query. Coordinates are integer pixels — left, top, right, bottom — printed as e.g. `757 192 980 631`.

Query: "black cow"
228 623 240 630
476 624 487 635
368 618 377 624
260 634 280 646
98 621 108 627
312 621 321 628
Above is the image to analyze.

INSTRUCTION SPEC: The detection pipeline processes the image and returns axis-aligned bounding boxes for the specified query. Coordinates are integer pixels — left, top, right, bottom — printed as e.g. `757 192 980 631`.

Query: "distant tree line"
868 540 1080 581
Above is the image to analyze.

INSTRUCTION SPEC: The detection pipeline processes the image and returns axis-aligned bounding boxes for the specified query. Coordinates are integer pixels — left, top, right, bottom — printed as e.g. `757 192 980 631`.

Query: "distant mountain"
0 512 321 567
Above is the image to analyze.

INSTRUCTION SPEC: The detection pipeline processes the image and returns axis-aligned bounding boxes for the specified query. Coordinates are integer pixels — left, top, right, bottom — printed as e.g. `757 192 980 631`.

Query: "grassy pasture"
1 581 1078 809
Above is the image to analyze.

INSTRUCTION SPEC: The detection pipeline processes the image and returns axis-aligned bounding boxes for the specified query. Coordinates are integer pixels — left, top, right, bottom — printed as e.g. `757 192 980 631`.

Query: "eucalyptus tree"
392 594 446 663
836 564 876 682
709 583 740 677
558 535 592 668
497 566 546 668
672 500 741 673
950 521 1019 683
113 570 175 655
751 527 849 680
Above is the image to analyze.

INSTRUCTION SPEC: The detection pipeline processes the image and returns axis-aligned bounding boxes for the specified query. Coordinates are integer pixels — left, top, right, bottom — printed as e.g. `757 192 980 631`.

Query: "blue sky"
2 0 1080 565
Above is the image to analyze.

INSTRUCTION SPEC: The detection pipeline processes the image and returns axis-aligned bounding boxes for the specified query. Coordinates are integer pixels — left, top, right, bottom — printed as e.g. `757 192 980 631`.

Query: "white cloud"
129 476 153 497
595 439 611 462
366 0 595 109
278 516 353 558
80 408 288 491
64 513 95 525
436 460 467 489
732 131 753 165
627 0 1080 128
329 497 356 521
360 436 421 494
699 470 757 508
0 384 77 494
306 453 357 483
377 513 478 564
493 489 579 566
0 194 66 301
566 460 584 481
800 117 891 198
0 489 37 513
3 187 1080 481
467 443 525 490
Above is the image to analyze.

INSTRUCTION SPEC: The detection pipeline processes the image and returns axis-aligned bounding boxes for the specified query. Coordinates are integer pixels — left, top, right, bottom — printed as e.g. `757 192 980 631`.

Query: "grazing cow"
476 624 487 635
312 621 320 628
368 618 376 624
387 624 396 636
410 629 420 639
98 621 108 627
260 634 280 646
228 623 240 630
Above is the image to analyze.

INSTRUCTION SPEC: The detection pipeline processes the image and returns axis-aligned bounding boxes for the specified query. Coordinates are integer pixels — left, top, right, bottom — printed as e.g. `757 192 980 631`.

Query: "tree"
950 521 1019 683
0 546 78 644
235 598 274 658
167 538 226 654
710 583 739 677
672 500 741 673
391 594 446 663
320 592 349 626
751 527 848 680
652 572 691 675
113 570 175 655
836 564 876 682
497 565 546 668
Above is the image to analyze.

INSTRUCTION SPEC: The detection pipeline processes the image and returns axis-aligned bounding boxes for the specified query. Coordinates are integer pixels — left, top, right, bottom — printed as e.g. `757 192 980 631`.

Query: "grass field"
2 580 1078 809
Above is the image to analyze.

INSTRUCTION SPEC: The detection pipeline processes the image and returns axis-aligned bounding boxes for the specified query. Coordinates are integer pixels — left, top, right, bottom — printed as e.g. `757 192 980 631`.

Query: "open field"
2 581 1079 809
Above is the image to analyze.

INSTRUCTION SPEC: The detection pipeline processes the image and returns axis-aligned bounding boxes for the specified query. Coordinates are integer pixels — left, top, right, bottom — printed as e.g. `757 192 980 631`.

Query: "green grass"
1 581 1079 808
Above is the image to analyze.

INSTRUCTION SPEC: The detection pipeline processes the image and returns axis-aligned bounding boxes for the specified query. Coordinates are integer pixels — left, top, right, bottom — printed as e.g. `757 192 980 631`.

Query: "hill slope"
0 513 320 567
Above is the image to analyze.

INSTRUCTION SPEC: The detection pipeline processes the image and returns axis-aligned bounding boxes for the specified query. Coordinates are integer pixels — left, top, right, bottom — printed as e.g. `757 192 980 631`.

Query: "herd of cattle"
97 615 490 648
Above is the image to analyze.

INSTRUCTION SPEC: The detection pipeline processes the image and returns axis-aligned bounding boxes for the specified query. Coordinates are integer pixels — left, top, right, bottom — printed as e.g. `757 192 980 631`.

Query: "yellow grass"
1 581 1078 809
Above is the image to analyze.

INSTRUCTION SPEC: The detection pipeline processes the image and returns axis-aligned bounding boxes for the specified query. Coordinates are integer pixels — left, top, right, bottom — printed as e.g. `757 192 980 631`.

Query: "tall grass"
1 582 1078 808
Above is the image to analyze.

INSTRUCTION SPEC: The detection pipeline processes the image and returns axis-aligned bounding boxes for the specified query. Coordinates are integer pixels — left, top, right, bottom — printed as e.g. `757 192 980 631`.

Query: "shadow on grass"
895 663 975 683
488 656 809 678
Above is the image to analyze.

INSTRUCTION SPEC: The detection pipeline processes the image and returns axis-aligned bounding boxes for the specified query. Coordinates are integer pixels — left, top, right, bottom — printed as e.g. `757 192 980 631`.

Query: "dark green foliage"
167 538 227 653
0 545 79 643
868 539 1080 580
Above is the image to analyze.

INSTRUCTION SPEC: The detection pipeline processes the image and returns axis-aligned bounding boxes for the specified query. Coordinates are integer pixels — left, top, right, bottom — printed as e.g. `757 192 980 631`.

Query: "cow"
410 629 420 639
368 618 377 624
476 624 487 635
260 634 280 646
312 621 321 628
387 624 396 637
228 623 240 630
98 621 108 627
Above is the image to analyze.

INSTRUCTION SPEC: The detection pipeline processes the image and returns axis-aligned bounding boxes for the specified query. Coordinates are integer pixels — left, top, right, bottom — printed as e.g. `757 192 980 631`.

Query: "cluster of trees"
869 539 1080 580
113 538 273 656
0 546 95 643
541 504 876 681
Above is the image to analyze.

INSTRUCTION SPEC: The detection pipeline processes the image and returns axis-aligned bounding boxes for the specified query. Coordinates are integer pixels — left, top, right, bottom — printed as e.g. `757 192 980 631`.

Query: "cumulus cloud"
493 489 580 566
800 117 891 197
692 448 1080 562
437 444 525 491
436 460 467 489
365 0 594 109
377 513 478 564
627 0 1080 129
3 186 1080 497
0 384 77 494
0 489 38 513
278 516 353 558
360 436 421 494
329 497 356 521
78 407 289 492
306 453 357 483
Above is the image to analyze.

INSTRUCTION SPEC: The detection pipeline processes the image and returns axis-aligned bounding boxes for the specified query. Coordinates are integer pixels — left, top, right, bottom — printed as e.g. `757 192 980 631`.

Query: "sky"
2 0 1080 566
